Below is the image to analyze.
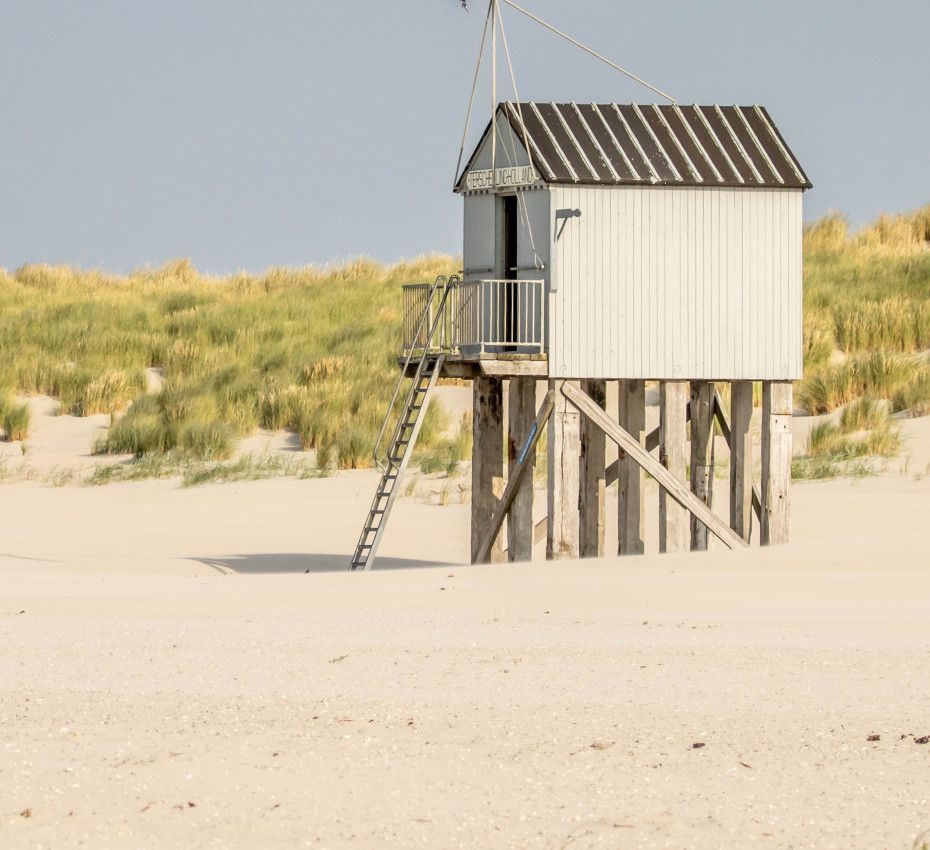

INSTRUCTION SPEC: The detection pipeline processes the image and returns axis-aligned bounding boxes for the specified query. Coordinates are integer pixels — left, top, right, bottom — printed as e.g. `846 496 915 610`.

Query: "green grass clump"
891 368 930 416
77 369 147 416
97 389 234 460
1 396 31 442
797 352 926 415
807 419 899 461
839 397 888 432
793 396 900 480
174 419 235 460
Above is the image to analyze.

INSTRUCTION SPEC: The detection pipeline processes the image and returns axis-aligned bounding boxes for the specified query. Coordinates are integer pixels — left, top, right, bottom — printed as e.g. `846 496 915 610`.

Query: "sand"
2 401 930 849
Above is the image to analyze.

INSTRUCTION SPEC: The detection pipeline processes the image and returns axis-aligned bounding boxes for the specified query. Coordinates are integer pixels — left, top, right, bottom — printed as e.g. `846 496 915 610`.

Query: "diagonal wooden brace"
560 382 748 551
711 387 762 522
477 390 555 563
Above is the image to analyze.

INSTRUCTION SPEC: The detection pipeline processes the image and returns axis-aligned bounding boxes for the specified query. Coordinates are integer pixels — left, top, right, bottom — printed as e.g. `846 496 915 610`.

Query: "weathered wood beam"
689 381 716 551
617 379 646 555
471 377 504 564
728 381 754 542
761 381 792 546
507 377 537 562
604 415 669 485
561 382 748 551
711 387 762 522
580 379 607 557
547 380 581 560
659 381 690 553
477 390 554 564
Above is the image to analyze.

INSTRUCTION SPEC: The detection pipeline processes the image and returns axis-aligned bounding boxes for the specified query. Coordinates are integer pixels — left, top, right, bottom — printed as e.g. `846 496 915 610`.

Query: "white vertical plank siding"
548 185 803 380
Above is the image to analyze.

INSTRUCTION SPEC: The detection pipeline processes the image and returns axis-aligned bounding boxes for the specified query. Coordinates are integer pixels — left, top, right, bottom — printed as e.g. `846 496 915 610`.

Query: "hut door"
501 195 518 348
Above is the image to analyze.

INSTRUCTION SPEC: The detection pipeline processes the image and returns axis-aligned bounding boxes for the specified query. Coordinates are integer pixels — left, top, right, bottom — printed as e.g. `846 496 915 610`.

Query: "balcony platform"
399 352 548 379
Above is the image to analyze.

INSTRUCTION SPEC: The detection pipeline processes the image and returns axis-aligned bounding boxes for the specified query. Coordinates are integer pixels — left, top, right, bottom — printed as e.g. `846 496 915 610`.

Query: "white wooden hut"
455 102 811 382
351 100 810 571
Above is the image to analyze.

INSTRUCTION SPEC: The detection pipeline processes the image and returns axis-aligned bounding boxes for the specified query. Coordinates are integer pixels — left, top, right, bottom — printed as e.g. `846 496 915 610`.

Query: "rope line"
454 1 494 187
496 7 542 268
500 0 677 104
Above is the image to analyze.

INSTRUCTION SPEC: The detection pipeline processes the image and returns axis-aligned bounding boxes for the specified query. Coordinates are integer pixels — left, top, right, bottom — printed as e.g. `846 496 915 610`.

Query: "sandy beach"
2 399 930 849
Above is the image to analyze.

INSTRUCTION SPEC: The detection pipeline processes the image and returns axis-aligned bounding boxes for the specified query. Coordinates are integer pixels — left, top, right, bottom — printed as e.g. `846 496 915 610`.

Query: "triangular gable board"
456 108 545 193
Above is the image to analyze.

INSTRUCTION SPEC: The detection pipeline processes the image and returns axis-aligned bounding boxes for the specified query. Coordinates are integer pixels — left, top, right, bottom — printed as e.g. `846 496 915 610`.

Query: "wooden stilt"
761 381 792 546
471 377 504 564
507 377 537 562
547 379 581 560
617 379 645 555
689 381 715 551
729 381 754 542
579 379 606 557
478 391 554 564
659 381 689 553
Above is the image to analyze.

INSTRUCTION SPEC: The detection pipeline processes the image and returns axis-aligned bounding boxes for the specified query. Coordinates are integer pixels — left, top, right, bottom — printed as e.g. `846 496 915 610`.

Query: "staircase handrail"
373 275 458 470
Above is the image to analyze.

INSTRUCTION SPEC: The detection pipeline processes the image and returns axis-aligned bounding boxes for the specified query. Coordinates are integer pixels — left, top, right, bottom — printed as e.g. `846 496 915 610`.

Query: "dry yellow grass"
0 255 458 468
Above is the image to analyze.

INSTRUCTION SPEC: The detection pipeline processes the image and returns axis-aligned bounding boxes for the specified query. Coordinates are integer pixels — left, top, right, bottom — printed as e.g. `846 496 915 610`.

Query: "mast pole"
491 0 497 186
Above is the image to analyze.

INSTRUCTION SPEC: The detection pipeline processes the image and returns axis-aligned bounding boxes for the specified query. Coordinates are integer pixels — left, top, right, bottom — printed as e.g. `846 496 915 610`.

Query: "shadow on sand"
194 553 457 575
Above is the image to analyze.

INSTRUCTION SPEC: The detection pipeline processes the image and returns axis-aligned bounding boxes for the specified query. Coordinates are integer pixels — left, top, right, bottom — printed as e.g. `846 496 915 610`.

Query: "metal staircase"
349 276 456 571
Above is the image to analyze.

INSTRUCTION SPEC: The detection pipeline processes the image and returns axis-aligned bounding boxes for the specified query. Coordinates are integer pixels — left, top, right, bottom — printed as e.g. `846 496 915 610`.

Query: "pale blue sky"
1 1 928 273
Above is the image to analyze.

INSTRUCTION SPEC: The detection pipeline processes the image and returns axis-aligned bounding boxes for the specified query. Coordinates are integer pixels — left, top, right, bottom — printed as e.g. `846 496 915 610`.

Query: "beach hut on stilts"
350 0 811 571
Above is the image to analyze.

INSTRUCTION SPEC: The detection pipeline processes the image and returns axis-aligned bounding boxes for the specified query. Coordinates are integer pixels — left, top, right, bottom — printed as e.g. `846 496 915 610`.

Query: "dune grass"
0 393 32 442
795 204 930 479
800 204 930 417
792 398 901 480
0 255 458 473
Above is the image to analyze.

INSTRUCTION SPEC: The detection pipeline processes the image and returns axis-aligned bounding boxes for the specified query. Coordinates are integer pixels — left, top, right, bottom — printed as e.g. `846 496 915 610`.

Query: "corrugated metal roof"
456 102 811 191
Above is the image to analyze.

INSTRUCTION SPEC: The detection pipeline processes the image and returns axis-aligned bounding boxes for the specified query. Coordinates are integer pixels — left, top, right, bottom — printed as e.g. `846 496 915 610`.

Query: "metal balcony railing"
402 279 545 357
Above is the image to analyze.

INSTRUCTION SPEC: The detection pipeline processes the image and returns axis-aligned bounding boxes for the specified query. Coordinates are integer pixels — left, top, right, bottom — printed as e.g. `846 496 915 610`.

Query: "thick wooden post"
547 380 581 560
507 377 536 562
659 381 689 553
729 381 754 543
761 381 792 546
689 381 715 551
471 377 504 564
579 379 606 557
617 379 645 555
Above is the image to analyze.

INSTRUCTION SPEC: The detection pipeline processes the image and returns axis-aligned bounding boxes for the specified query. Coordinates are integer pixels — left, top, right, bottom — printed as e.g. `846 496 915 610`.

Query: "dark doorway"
501 195 518 349
502 195 518 280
